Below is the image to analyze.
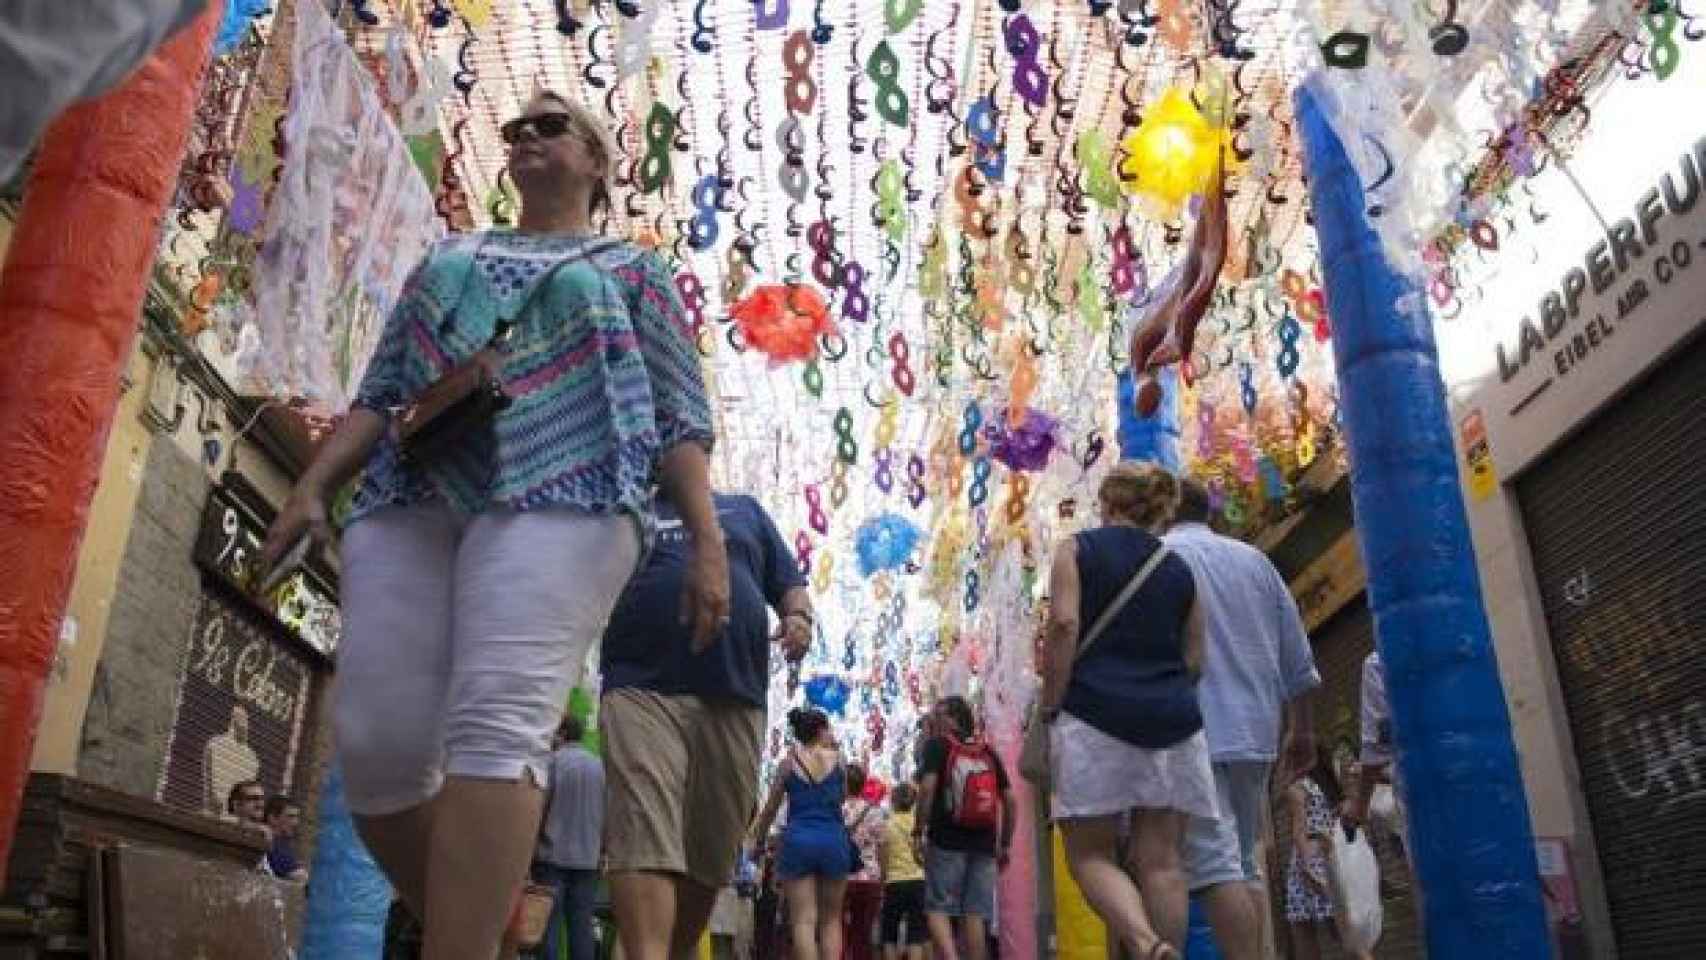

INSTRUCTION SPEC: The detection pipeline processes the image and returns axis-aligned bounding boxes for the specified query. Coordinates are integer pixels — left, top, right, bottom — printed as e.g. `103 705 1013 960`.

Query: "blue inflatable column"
1294 78 1549 956
1116 364 1183 472
301 761 393 958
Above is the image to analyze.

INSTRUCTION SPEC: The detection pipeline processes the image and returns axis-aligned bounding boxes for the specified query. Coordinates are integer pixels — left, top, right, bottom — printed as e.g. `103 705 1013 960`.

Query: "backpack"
942 736 1001 831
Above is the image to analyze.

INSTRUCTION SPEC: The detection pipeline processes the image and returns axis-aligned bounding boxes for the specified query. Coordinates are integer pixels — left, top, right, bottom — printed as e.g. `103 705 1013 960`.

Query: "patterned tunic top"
844 796 887 885
348 230 713 526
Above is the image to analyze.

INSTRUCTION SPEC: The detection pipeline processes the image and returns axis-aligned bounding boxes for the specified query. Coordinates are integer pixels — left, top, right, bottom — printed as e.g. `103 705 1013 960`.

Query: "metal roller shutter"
156 582 321 818
1515 331 1706 958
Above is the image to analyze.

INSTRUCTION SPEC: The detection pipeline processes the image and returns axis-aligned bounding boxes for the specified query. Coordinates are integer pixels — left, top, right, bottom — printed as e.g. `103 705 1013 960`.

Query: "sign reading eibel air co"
1482 134 1706 476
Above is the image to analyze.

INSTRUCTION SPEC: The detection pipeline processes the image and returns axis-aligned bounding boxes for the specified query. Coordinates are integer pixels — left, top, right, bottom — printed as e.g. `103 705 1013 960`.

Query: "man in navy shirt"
263 795 308 882
602 492 811 960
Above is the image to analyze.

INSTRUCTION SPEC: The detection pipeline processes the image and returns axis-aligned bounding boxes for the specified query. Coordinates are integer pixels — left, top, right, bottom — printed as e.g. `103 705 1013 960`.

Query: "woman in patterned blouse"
264 93 727 960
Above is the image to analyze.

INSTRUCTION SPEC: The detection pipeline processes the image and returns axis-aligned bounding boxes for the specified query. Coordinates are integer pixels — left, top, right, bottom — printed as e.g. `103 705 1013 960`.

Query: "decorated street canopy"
163 0 1663 784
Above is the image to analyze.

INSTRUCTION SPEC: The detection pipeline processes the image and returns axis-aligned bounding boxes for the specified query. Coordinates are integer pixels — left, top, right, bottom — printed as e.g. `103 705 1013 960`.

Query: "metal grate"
1515 330 1706 958
156 584 322 820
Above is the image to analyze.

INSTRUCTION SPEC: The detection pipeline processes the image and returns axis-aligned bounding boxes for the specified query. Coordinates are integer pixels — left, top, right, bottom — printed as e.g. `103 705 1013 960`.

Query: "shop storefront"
1512 332 1703 957
2 312 338 957
1454 95 1705 956
158 475 338 820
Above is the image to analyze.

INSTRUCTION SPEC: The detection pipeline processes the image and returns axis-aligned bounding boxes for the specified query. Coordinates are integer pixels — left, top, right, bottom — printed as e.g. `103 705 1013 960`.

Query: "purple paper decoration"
985 406 1061 472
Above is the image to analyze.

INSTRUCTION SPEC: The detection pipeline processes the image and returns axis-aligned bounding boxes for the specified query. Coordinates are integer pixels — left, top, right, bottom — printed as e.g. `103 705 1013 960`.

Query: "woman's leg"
1127 809 1190 950
425 512 639 960
880 886 902 960
1059 816 1166 957
1286 920 1322 960
850 882 882 960
336 507 459 915
784 877 821 960
817 877 849 960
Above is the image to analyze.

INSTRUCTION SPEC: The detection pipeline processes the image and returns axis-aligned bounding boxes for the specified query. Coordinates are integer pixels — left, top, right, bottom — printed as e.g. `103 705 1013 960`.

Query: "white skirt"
1050 712 1220 821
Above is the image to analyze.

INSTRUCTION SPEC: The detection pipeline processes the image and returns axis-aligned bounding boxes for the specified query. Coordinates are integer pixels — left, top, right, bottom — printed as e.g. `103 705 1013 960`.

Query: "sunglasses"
501 112 577 146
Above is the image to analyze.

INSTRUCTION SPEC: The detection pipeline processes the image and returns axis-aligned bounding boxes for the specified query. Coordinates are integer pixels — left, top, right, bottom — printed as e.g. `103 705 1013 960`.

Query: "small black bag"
396 238 621 470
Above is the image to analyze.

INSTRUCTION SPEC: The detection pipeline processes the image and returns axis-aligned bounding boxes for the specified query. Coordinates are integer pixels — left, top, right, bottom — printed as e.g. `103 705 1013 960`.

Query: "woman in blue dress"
751 708 851 960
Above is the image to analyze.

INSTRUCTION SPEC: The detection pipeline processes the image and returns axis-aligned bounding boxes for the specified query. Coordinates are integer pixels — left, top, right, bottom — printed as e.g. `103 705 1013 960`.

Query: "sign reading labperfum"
1482 135 1706 476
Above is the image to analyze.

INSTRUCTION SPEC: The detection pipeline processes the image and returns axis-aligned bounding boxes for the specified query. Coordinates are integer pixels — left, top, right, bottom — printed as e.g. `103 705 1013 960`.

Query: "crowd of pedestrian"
226 86 1402 960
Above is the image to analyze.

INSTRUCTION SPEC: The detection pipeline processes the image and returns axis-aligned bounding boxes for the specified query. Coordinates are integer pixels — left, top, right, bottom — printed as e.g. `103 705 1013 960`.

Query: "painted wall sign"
1481 134 1706 476
193 480 341 657
158 589 315 817
1290 531 1366 633
1460 408 1497 501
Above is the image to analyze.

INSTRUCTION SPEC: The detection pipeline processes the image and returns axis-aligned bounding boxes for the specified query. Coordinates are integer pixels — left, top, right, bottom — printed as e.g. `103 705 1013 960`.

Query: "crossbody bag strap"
1072 543 1171 665
488 238 625 347
850 801 874 831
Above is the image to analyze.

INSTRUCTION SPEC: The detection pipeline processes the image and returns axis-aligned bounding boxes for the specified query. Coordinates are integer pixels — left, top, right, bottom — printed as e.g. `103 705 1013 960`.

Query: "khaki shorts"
602 690 764 890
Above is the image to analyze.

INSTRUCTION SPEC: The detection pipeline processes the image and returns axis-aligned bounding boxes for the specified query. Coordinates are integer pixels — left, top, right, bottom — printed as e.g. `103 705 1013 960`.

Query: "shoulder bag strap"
850 801 874 831
1072 544 1172 665
488 238 625 347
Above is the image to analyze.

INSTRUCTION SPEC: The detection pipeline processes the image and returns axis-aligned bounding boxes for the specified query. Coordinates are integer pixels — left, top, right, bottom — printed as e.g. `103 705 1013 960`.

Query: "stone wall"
76 440 209 798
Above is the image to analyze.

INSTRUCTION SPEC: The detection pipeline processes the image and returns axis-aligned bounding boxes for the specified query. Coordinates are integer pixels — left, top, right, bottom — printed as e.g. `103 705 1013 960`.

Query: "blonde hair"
536 91 615 217
1098 462 1180 529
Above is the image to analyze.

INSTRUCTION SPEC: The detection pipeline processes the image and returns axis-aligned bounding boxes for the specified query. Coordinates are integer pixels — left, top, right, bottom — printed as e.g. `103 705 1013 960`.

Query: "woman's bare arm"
262 409 387 563
1042 539 1082 714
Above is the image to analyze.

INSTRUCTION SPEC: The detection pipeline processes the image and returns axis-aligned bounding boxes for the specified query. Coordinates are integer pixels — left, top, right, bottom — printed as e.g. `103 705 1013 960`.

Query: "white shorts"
1050 712 1219 821
335 502 639 815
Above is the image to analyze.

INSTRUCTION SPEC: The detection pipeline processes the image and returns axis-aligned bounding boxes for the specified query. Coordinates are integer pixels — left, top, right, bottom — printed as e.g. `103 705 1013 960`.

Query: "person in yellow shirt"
879 783 928 960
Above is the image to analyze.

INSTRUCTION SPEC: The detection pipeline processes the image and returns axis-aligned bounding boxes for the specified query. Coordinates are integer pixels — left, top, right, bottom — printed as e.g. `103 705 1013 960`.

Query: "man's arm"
1273 564 1321 775
1280 692 1316 781
1345 655 1390 827
772 586 813 661
758 500 813 661
913 770 939 860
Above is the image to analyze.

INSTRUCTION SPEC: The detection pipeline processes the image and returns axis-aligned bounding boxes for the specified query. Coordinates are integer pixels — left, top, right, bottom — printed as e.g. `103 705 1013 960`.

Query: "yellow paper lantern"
1120 87 1235 219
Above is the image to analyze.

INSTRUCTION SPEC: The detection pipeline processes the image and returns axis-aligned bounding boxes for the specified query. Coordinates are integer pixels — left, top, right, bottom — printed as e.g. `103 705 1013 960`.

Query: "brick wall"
77 440 209 798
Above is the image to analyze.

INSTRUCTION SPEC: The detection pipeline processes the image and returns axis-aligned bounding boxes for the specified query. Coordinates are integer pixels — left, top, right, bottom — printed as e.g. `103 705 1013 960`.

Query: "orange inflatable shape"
0 5 221 885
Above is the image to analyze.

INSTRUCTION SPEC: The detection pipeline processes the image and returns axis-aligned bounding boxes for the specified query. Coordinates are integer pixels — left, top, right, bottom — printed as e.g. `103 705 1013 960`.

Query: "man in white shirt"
1165 480 1321 960
1345 651 1405 839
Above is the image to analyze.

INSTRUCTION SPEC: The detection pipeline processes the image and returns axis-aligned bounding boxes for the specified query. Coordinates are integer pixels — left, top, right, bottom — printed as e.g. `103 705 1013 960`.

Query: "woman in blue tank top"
750 708 851 960
1039 462 1216 960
